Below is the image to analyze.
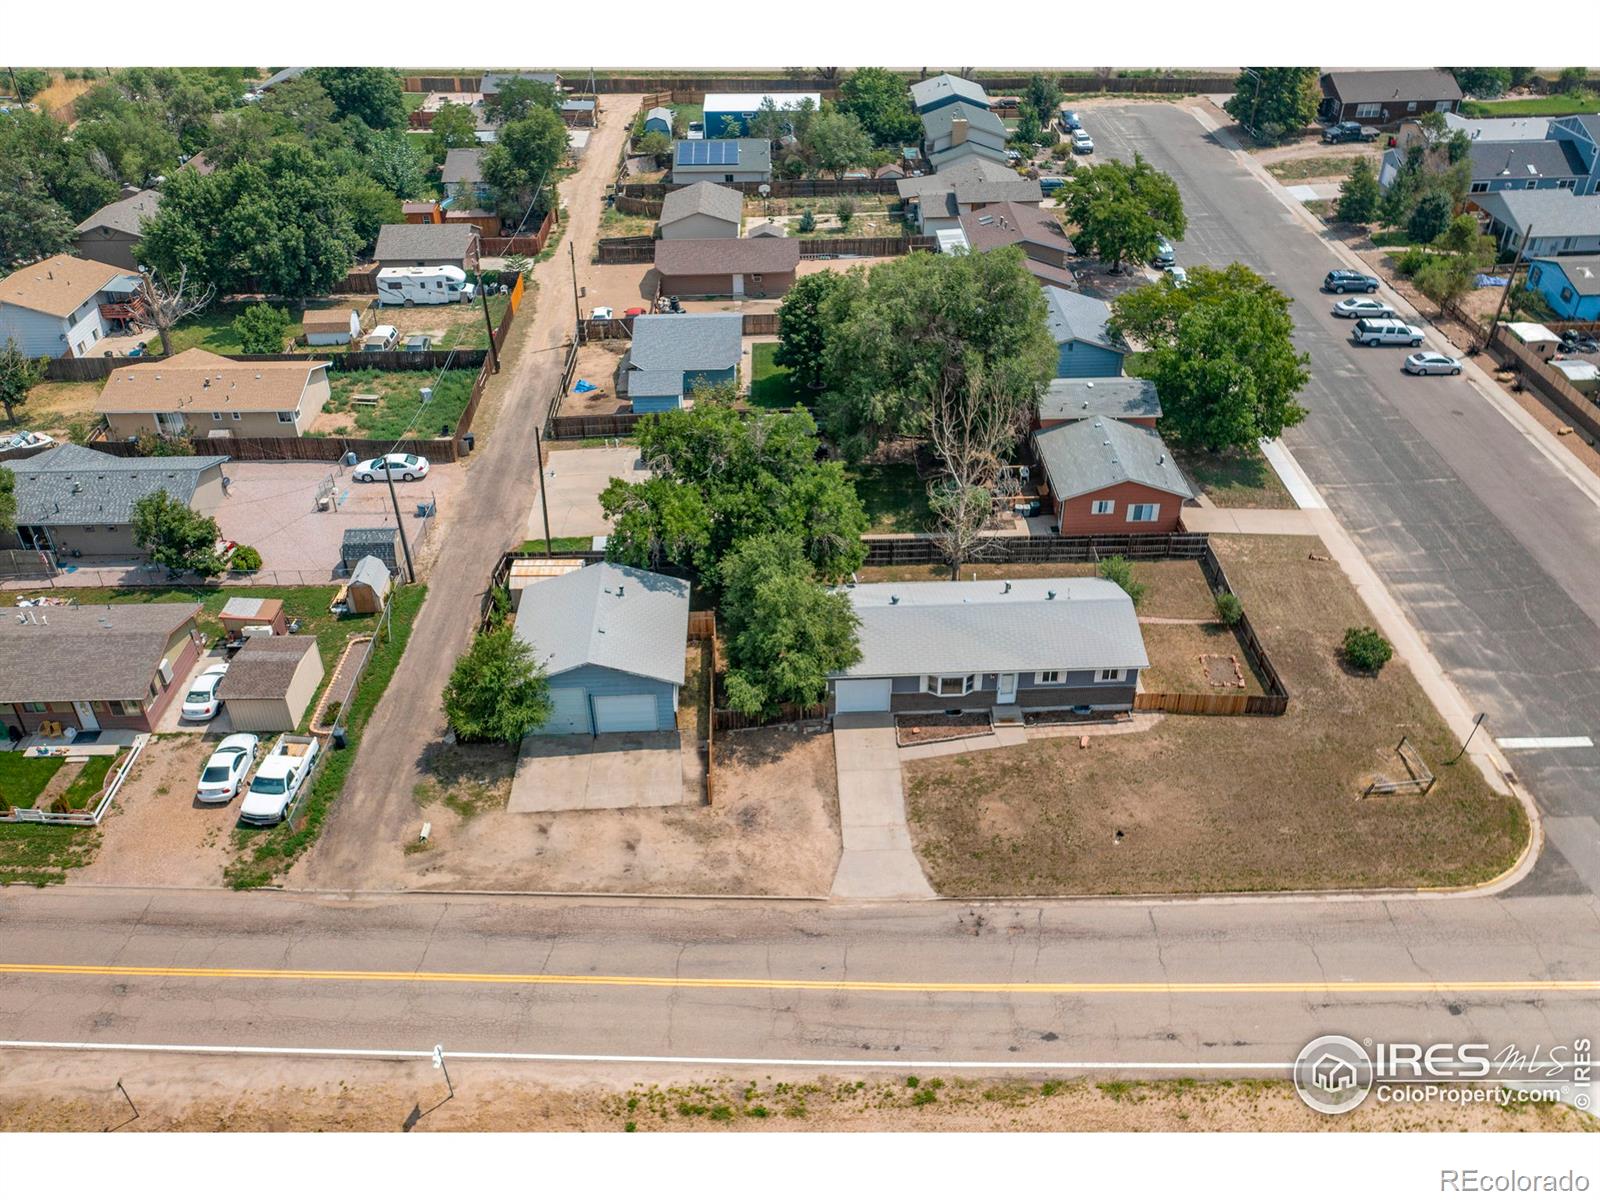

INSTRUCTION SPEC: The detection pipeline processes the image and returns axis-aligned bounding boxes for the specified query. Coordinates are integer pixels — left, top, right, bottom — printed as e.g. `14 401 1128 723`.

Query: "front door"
72 701 100 732
997 673 1018 704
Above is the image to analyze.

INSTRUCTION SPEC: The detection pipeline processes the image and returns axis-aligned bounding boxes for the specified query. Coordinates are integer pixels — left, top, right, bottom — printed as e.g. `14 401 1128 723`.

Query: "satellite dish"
349 311 361 339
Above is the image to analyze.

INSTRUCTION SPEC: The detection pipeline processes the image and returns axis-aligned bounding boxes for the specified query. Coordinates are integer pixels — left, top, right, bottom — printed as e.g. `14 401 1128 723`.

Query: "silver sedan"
1333 297 1395 319
1403 351 1463 376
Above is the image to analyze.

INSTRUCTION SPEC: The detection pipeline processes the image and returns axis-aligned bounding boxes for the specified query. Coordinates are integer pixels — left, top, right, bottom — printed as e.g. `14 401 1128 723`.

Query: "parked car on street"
180 664 229 722
195 733 260 804
239 734 321 825
1324 269 1380 294
1333 296 1396 319
1352 317 1425 347
1152 237 1176 268
1323 121 1380 144
1164 264 1189 288
354 453 430 483
1404 351 1463 375
1059 109 1083 131
1071 129 1095 154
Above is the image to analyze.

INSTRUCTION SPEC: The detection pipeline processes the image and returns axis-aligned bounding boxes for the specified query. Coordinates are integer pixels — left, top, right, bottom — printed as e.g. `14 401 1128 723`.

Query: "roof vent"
616 584 625 598
889 594 899 604
1003 581 1012 593
203 378 210 388
1046 589 1056 600
1158 453 1166 465
1085 381 1094 388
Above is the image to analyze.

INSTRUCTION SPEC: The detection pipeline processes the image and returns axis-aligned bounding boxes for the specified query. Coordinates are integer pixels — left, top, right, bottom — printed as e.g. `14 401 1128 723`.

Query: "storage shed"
217 636 324 732
345 555 392 615
218 597 288 639
342 527 401 572
302 306 365 346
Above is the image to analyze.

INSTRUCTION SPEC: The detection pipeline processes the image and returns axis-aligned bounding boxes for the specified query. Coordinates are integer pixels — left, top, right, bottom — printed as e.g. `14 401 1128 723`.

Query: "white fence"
1 734 148 826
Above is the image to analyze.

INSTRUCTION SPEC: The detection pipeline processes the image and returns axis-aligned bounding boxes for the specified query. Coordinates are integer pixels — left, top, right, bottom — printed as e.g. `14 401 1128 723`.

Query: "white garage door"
834 678 892 713
593 694 660 734
541 687 591 736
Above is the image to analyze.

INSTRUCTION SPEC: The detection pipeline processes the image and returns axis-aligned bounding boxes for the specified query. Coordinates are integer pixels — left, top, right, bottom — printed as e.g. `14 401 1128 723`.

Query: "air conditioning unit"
157 658 174 684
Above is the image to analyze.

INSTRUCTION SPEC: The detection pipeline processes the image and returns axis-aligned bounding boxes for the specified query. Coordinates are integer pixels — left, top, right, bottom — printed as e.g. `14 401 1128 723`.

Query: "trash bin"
462 431 475 453
342 451 358 466
331 726 347 750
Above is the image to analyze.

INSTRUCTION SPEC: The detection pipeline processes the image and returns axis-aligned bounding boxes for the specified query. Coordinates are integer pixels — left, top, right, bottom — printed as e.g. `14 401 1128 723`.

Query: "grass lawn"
749 342 803 410
160 303 308 356
0 824 100 886
56 754 117 812
672 102 704 129
1266 155 1364 181
904 534 1527 896
1461 92 1600 117
378 293 509 351
11 381 103 439
857 560 1218 620
1172 446 1295 510
517 536 595 554
0 754 65 810
1138 621 1266 696
600 207 658 238
845 462 933 534
318 368 477 439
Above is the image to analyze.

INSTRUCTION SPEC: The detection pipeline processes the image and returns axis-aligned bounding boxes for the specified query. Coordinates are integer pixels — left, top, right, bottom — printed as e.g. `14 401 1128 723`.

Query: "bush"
13 69 50 101
1342 625 1394 673
230 545 263 572
1214 591 1243 626
1096 555 1146 609
796 207 817 234
1407 190 1453 244
1556 68 1590 96
834 196 856 231
232 303 292 354
1394 247 1437 278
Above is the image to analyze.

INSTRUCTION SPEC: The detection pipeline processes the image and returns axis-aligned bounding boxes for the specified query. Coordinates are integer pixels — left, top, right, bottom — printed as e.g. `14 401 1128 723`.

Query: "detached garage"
513 562 691 737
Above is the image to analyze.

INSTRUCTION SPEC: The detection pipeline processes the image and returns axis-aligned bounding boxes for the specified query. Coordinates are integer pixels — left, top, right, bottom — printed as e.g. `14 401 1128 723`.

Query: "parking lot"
215 460 463 578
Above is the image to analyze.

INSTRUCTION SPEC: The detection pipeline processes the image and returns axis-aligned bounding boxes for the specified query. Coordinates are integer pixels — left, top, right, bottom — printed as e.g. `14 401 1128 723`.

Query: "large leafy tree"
1060 153 1186 270
131 489 224 577
305 68 406 131
1111 263 1310 453
1408 189 1454 243
719 532 861 717
334 171 403 252
481 109 567 220
836 67 921 147
1449 67 1512 99
0 171 76 266
1022 73 1062 132
366 131 429 199
802 108 872 179
485 77 561 124
444 624 553 746
774 271 850 392
428 103 480 161
0 339 45 423
1335 158 1380 225
1223 68 1320 142
1415 213 1496 314
819 246 1057 457
70 82 183 186
0 108 120 221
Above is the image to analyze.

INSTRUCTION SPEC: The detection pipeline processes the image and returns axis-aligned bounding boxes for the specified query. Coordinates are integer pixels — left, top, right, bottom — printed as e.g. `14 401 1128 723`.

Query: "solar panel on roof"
680 140 739 166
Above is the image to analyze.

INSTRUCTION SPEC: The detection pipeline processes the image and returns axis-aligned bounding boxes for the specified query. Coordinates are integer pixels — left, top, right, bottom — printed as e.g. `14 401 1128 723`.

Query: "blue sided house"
1043 286 1127 379
1527 256 1600 321
620 313 743 411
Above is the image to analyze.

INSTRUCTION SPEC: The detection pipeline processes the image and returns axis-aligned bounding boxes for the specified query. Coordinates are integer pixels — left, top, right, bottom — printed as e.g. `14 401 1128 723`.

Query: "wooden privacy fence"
46 348 487 381
859 532 1209 567
1133 691 1281 716
597 235 657 265
92 432 464 464
618 178 901 200
615 193 663 218
798 236 936 259
483 211 557 256
579 312 776 342
712 704 829 732
1486 327 1600 445
548 412 645 440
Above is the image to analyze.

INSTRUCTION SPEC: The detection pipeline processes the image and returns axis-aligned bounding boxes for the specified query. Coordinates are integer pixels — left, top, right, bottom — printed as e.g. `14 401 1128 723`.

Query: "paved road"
1084 103 1600 895
3 888 1597 1070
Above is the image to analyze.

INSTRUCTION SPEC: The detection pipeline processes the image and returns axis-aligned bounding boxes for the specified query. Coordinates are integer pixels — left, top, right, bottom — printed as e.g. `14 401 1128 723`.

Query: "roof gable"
373 223 478 261
1043 287 1120 352
628 313 743 372
909 73 990 112
14 444 230 526
0 254 139 319
1321 69 1462 104
512 562 690 684
75 189 162 238
659 181 744 227
1034 417 1194 502
96 348 328 415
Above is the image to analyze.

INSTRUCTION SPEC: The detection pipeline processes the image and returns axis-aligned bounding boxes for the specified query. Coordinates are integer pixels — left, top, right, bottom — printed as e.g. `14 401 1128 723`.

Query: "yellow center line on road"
2 963 1598 995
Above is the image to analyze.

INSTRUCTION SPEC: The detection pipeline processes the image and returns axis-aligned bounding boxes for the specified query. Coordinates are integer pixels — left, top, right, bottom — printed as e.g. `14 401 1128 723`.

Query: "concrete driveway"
532 445 649 540
155 650 234 734
830 712 935 900
509 731 693 813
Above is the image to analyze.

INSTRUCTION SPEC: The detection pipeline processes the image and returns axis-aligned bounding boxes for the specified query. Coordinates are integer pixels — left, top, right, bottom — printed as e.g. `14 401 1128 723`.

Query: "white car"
590 306 614 320
1071 129 1094 154
1164 265 1189 288
180 664 229 722
1404 351 1463 376
354 453 429 483
1332 297 1396 319
195 733 260 804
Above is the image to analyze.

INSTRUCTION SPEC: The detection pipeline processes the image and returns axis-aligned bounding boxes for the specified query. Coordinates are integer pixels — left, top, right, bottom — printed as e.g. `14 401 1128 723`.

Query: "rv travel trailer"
375 265 478 306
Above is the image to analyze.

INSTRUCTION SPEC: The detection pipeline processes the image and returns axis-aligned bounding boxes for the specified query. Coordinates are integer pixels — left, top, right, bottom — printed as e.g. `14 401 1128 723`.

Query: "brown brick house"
1319 69 1462 128
654 237 800 299
1033 416 1193 535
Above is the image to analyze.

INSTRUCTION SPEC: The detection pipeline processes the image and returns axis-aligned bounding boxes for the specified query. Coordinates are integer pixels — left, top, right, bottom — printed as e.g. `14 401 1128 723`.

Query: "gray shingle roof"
626 369 689 397
954 178 1043 204
1039 377 1162 424
1475 189 1600 238
75 189 161 237
513 562 690 685
1321 69 1462 105
0 603 201 703
921 100 1007 144
13 444 228 527
440 148 485 187
909 74 991 113
659 181 744 228
374 223 478 262
628 313 742 373
672 139 772 176
1537 255 1600 297
1043 286 1121 353
1467 138 1587 182
217 636 320 701
654 237 800 277
928 141 1012 170
644 106 673 128
834 577 1148 679
1034 417 1194 502
959 202 1073 255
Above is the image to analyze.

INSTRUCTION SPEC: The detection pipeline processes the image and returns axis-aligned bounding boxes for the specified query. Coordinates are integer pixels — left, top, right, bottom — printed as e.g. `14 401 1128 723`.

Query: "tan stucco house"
96 348 332 439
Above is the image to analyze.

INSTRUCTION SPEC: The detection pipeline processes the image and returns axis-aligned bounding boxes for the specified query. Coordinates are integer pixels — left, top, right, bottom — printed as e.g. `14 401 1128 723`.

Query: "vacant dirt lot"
904 534 1528 896
345 728 840 894
10 382 102 440
564 340 630 415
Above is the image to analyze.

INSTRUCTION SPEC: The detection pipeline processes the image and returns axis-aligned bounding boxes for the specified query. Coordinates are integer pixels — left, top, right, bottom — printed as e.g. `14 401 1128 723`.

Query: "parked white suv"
1351 317 1425 348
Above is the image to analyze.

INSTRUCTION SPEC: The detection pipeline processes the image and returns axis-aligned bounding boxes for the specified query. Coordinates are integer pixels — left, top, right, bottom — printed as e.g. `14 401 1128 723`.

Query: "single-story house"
1527 255 1600 320
344 555 392 614
4 444 228 560
922 100 1010 169
514 561 690 736
703 92 820 139
654 237 800 300
671 139 773 185
1037 377 1161 429
1319 69 1462 127
828 577 1148 716
0 254 144 359
72 188 161 272
897 158 1041 235
218 596 288 640
958 203 1074 271
217 636 324 732
1032 416 1193 535
0 602 204 737
910 73 991 115
561 98 597 126
96 348 332 439
658 181 743 240
1044 287 1126 378
440 148 489 202
642 106 673 136
620 312 743 411
1472 189 1600 256
302 305 367 346
373 223 479 270
342 527 402 573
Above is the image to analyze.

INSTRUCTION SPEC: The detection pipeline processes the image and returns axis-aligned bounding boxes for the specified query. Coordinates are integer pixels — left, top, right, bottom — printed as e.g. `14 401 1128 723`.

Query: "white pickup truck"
239 734 321 825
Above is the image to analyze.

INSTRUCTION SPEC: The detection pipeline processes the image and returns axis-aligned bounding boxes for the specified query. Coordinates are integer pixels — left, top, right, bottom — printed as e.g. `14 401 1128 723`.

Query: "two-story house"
0 254 144 358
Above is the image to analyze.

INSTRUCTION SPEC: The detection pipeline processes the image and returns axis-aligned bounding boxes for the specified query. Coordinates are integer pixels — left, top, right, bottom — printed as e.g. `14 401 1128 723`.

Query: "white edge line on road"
0 1038 1292 1073
1495 736 1595 750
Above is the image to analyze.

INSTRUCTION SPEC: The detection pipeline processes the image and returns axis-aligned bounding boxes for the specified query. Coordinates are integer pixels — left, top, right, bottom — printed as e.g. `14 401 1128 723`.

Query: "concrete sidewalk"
1179 507 1318 535
830 713 934 900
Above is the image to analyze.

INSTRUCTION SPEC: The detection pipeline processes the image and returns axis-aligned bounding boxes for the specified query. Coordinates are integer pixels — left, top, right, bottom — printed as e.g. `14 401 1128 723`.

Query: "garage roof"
513 562 690 685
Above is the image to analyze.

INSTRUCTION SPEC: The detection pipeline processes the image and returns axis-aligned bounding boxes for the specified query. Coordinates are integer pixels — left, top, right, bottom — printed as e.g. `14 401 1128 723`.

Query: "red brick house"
1033 417 1193 535
654 238 801 299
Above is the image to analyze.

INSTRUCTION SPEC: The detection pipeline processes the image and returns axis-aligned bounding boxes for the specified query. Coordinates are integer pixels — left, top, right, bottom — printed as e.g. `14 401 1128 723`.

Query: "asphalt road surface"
1083 103 1600 895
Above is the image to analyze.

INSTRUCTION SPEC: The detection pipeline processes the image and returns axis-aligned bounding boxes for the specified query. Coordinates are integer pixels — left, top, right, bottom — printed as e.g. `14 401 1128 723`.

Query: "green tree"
1214 592 1243 626
802 109 872 179
1557 68 1590 96
333 171 403 251
131 488 224 577
1023 73 1062 130
0 465 15 538
1111 263 1310 453
836 67 921 146
12 69 51 101
305 68 406 130
70 83 183 185
443 624 553 746
0 171 77 264
0 339 44 423
231 303 291 353
481 109 567 220
1059 153 1186 270
485 77 561 124
719 532 861 716
834 195 856 230
1449 68 1512 98
796 207 817 233
1407 189 1454 243
366 131 428 199
1013 107 1044 148
1415 213 1495 314
774 271 849 392
1223 68 1319 142
428 102 480 160
1096 556 1146 609
820 247 1056 457
748 97 789 147
1335 157 1380 224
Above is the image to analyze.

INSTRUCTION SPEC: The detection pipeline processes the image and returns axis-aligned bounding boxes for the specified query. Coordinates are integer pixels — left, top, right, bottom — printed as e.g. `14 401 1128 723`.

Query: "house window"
277 411 295 423
1559 179 1576 190
1098 668 1126 683
1469 182 1489 194
115 700 142 715
930 674 977 697
211 411 223 420
1562 287 1575 303
22 702 46 713
1127 503 1161 523
1436 101 1452 112
231 412 241 421
1530 266 1543 285
1525 180 1538 190
1038 670 1061 684
1090 499 1114 515
1406 101 1417 112
1356 103 1382 119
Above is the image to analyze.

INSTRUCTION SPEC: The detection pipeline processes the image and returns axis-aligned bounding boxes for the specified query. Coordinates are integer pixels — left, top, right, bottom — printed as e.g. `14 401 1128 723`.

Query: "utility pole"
384 467 416 583
478 270 499 373
569 240 582 333
1485 224 1534 354
533 421 553 556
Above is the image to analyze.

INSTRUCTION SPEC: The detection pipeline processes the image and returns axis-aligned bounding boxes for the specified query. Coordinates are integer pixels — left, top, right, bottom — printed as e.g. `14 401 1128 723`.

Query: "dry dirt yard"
858 559 1219 620
354 728 840 894
904 534 1528 897
2 1052 1589 1132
